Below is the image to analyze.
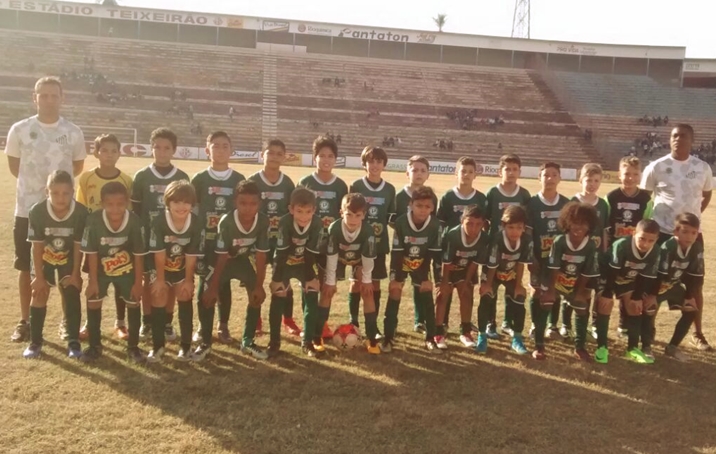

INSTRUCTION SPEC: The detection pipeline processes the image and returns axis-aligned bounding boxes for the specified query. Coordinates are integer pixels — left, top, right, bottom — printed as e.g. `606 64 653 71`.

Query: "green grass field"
2 157 716 454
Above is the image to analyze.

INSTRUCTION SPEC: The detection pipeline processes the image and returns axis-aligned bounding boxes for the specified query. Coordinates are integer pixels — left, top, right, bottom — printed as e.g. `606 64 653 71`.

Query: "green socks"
87 306 102 348
151 306 166 350
127 306 141 348
348 292 361 326
596 313 610 348
574 313 589 349
419 291 436 340
302 291 318 346
269 294 286 346
383 297 400 339
243 305 261 347
364 311 378 345
62 285 82 343
29 306 47 346
178 300 193 350
316 306 330 341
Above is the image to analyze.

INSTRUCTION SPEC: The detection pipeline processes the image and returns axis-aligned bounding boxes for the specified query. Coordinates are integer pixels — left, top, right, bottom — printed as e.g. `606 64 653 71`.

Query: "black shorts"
13 217 31 272
372 252 388 281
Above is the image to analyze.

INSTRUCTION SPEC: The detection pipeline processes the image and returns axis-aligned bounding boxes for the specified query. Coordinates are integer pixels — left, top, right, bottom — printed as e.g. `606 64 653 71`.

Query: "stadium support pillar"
367 39 371 58
439 45 443 63
475 48 479 66
679 62 684 88
646 58 650 76
403 42 407 60
330 36 333 54
511 50 515 68
578 55 582 72
612 57 616 74
97 17 102 37
545 53 550 69
292 32 296 52
216 26 220 46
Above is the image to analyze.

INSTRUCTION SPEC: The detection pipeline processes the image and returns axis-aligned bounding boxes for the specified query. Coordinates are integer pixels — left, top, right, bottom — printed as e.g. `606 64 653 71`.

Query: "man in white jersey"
641 123 713 351
4 77 87 342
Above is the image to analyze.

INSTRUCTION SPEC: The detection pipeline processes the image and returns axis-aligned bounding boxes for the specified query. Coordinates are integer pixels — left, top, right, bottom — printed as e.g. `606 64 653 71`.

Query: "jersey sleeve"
74 207 88 243
80 217 98 254
387 185 397 222
148 215 165 253
190 172 204 211
582 244 600 278
361 226 377 259
73 129 87 161
547 236 562 270
131 170 143 203
609 239 626 269
520 235 534 265
215 214 230 255
185 218 205 257
391 220 405 252
486 235 499 269
473 233 490 265
275 217 290 251
640 164 656 192
130 216 148 256
255 216 271 253
442 230 457 264
436 193 450 224
76 172 90 206
657 242 671 276
703 164 714 192
428 221 442 252
306 217 322 254
4 123 20 158
27 206 45 243
688 243 705 277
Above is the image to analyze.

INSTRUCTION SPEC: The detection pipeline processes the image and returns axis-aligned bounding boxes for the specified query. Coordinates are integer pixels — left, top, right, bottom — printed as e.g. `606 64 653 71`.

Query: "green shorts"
448 266 479 286
275 263 317 289
148 269 186 286
196 240 217 278
37 264 74 287
89 273 137 304
658 284 687 311
218 257 257 291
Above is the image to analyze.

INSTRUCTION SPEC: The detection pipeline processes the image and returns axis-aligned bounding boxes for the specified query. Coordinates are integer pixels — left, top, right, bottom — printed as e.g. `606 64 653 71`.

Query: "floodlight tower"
511 0 531 39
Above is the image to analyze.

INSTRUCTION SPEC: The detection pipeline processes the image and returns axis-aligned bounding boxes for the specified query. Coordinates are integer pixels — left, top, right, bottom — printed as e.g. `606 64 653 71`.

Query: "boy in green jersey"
247 139 299 336
596 219 660 364
298 136 348 339
435 205 489 350
270 188 324 357
567 164 609 339
81 182 147 363
477 205 533 355
484 154 531 337
394 155 436 334
349 146 396 338
23 171 88 360
131 128 189 342
540 202 600 361
191 131 245 344
653 213 704 362
526 162 569 339
322 193 380 354
198 181 270 361
384 187 442 354
147 180 204 363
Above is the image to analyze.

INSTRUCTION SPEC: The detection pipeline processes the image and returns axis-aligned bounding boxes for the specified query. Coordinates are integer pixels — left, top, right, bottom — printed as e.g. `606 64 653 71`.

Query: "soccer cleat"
501 321 513 336
217 324 233 344
594 346 609 364
574 348 591 362
365 340 381 355
434 335 448 350
127 346 147 363
625 348 654 364
146 347 165 363
242 343 269 360
322 322 333 340
68 342 83 359
283 317 302 336
80 346 103 363
475 333 488 354
379 338 393 353
617 327 628 339
192 330 203 344
58 321 69 341
485 323 500 340
546 325 560 340
313 338 326 353
559 325 572 339
528 324 536 339
665 344 688 362
426 340 442 354
11 321 30 343
255 317 264 336
690 333 713 351
114 324 129 340
23 343 42 359
532 347 547 360
79 324 89 341
139 324 151 341
459 333 477 348
176 347 193 362
511 335 528 355
375 329 384 341
302 343 318 358
267 342 281 357
413 323 426 334
642 346 655 361
589 326 599 341
164 324 177 342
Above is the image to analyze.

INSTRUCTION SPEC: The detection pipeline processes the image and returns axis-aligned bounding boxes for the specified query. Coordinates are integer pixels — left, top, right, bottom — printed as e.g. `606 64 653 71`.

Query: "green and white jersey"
608 236 659 287
191 168 245 241
216 211 270 273
298 172 348 249
149 211 204 276
350 177 396 254
274 213 323 266
442 225 490 272
485 184 531 236
395 186 438 220
326 219 377 266
81 210 147 278
571 194 609 250
131 164 189 230
657 236 704 294
527 192 569 261
392 213 442 274
486 230 534 282
247 171 295 240
548 234 600 295
28 200 88 270
437 187 487 230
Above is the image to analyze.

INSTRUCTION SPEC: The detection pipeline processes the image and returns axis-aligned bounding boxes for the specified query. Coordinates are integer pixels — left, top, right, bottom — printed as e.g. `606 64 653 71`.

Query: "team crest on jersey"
268 201 278 212
215 197 226 209
170 244 183 255
55 134 68 145
346 251 356 260
368 206 379 217
157 195 165 206
548 220 557 230
623 210 633 222
373 223 383 237
506 261 515 270
52 238 66 251
409 246 420 256
566 264 577 274
108 247 119 256
295 246 305 256
319 200 330 211
674 270 683 279
627 270 638 278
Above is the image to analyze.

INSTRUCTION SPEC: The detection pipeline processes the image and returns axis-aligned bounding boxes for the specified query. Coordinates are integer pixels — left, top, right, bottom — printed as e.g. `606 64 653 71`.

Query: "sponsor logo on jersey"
52 238 66 251
315 191 337 200
566 264 577 274
262 192 285 201
267 201 278 212
101 251 132 276
617 202 640 211
404 236 428 245
625 260 647 270
165 255 184 272
170 244 183 255
206 214 220 229
209 187 233 196
368 206 379 217
43 246 68 266
556 273 577 293
339 243 361 251
669 260 689 270
409 246 420 256
372 223 384 238
364 197 386 206
291 237 307 246
501 252 520 262
215 197 227 209
540 211 560 219
456 250 477 258
45 227 74 237
321 216 333 229
150 184 168 194
496 270 516 282
540 236 554 253
286 255 305 266
561 254 586 263
402 258 424 271
498 201 520 210
232 238 257 247
615 225 636 238
319 200 330 211
164 236 191 246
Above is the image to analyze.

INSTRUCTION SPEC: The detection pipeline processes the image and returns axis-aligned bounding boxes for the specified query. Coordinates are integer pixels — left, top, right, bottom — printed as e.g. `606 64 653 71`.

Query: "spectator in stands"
498 142 503 150
229 106 235 120
336 134 342 144
664 116 669 126
447 139 454 151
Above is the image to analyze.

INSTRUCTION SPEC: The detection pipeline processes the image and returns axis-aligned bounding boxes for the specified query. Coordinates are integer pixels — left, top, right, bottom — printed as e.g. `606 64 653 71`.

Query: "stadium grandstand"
1 0 716 170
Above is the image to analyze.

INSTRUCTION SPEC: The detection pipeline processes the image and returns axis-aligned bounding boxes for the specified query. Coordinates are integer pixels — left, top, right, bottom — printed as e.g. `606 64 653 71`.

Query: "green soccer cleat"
475 333 488 354
595 346 609 364
625 348 654 364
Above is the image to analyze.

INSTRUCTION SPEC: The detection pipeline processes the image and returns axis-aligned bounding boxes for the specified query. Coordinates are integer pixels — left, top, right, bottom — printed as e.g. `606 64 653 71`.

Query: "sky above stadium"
80 0 715 58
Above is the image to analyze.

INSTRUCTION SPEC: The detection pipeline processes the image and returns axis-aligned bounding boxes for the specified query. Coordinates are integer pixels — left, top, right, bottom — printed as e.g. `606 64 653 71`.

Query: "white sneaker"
434 335 448 350
241 343 269 360
192 330 203 344
617 327 628 339
589 326 599 341
176 347 193 362
139 324 151 341
546 326 561 340
665 344 688 362
529 324 536 339
165 324 177 342
146 347 165 363
192 344 211 362
500 322 513 336
459 333 476 348
559 326 571 338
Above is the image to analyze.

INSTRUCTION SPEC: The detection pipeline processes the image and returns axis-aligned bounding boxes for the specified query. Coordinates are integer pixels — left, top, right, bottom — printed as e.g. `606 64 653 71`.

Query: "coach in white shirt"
4 77 87 343
641 123 712 351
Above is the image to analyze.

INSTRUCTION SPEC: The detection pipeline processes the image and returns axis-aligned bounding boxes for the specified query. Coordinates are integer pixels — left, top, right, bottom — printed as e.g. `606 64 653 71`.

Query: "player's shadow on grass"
40 330 716 454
